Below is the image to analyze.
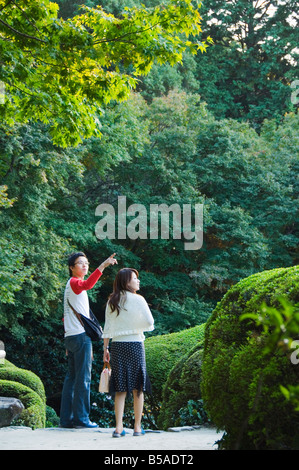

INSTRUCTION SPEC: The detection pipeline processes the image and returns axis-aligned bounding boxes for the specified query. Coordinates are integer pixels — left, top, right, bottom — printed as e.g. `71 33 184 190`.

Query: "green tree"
0 120 86 404
0 0 210 146
0 122 83 332
195 0 298 126
84 91 298 326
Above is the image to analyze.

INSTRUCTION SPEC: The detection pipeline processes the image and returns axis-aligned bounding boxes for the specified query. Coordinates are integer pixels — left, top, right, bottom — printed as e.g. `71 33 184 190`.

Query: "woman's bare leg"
114 391 126 433
133 390 144 432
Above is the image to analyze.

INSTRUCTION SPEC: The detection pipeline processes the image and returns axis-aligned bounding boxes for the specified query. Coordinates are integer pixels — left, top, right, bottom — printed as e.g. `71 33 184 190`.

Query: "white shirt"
103 291 154 342
63 279 90 337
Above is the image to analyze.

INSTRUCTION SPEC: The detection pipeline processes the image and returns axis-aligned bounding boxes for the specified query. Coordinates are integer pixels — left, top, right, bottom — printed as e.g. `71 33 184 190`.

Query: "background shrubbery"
0 0 297 444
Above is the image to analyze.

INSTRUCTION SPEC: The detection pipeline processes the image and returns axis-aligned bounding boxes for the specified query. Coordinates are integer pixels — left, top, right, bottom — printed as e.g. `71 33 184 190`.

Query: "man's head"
68 252 89 277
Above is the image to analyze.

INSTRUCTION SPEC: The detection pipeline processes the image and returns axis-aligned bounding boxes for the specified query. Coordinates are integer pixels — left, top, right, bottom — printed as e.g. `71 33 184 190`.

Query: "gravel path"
0 425 223 451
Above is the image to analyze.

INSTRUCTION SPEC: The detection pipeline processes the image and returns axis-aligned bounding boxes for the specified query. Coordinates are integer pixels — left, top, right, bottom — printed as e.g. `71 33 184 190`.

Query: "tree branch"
11 0 43 35
6 81 56 117
0 0 14 12
92 16 179 45
0 18 47 43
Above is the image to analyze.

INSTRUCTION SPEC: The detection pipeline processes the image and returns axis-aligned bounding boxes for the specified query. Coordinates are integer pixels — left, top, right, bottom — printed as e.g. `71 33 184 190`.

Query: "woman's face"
127 272 140 292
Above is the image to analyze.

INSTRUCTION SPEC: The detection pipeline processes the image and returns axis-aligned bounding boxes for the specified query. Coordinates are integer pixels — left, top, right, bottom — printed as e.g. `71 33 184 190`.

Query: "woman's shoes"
112 428 145 437
133 428 145 436
112 429 126 438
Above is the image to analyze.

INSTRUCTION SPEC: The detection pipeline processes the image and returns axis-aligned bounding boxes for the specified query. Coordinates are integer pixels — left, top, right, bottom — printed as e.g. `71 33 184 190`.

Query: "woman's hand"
103 349 110 364
103 338 110 363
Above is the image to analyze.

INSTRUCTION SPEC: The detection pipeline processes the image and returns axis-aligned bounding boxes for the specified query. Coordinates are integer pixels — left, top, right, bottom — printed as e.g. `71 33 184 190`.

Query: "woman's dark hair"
68 252 87 277
108 268 139 315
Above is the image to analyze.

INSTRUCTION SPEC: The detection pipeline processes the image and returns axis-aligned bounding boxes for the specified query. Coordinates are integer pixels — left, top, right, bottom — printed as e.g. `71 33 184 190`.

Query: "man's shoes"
74 421 99 429
133 428 145 436
112 429 126 438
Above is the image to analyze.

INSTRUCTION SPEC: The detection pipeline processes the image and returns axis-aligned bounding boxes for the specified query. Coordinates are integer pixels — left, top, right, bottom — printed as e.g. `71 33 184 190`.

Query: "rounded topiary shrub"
0 362 46 403
0 360 46 428
145 325 206 399
157 328 208 429
0 379 46 429
144 325 205 425
202 265 299 450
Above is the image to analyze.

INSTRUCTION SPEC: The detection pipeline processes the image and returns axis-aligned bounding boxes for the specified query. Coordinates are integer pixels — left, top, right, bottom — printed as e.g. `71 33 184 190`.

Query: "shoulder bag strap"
67 299 84 328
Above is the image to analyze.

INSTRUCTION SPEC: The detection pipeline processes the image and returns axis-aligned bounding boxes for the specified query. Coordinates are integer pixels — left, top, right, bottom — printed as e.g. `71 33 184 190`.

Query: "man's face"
71 256 89 278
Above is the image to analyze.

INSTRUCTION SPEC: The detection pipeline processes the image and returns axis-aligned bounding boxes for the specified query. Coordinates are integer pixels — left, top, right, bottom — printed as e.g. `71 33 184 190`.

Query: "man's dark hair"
68 252 87 277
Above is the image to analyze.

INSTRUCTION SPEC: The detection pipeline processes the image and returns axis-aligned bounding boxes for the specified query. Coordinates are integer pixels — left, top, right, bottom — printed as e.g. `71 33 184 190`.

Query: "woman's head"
109 268 140 315
113 268 139 293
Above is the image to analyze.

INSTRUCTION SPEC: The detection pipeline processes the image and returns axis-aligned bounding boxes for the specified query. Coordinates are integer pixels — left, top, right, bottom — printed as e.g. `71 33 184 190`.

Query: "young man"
60 252 117 428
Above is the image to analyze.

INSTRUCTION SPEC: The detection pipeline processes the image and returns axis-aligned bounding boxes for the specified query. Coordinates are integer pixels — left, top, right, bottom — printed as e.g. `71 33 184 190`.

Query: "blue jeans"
60 333 92 427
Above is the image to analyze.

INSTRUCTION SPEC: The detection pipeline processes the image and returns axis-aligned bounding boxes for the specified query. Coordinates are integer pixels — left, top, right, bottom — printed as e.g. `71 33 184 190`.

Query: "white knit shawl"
103 291 154 339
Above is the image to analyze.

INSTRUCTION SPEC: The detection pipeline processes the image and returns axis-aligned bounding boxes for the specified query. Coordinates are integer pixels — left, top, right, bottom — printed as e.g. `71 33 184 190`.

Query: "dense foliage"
1 91 298 414
0 0 210 147
0 0 297 431
195 0 298 127
202 265 299 449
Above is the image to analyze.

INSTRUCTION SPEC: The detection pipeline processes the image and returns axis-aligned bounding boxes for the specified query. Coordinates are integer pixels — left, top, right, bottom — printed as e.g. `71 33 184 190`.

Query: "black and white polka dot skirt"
109 342 152 396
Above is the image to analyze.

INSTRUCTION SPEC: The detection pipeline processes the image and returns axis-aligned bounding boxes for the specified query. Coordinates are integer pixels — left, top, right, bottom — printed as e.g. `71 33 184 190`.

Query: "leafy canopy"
195 0 298 126
0 0 212 146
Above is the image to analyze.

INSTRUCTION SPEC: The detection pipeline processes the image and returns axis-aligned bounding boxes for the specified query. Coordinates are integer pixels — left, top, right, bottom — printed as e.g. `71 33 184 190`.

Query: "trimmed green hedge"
144 325 205 424
0 361 46 403
157 329 207 429
0 360 46 429
145 325 205 400
0 379 46 429
202 265 299 449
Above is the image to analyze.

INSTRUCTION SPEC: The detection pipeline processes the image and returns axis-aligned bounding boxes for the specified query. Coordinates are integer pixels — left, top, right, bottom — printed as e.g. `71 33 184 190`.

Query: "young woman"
103 268 154 437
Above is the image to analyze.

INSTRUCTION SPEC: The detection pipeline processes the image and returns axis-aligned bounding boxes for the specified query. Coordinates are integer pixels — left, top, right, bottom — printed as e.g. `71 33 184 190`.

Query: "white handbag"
99 362 111 393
